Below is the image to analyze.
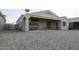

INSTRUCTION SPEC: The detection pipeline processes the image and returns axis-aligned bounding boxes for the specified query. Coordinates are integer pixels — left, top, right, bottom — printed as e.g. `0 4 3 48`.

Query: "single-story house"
0 12 6 30
16 10 79 31
16 10 63 31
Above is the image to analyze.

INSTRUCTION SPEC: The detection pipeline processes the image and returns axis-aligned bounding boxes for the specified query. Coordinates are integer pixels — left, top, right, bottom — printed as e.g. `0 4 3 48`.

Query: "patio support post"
25 15 30 31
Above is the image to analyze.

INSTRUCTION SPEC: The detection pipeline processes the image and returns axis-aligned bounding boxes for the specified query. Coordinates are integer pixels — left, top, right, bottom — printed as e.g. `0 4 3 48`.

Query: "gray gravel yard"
0 30 79 50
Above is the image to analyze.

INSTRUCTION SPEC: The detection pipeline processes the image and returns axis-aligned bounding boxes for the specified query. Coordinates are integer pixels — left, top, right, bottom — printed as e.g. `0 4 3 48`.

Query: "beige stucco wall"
60 17 69 30
60 21 69 30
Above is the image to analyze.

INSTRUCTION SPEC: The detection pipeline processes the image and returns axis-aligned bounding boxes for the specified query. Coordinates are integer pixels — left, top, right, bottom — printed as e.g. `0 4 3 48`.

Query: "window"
63 22 66 26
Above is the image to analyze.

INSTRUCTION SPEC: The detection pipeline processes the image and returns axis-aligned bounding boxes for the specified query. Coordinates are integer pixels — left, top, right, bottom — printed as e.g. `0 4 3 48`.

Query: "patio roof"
29 10 60 20
17 10 61 23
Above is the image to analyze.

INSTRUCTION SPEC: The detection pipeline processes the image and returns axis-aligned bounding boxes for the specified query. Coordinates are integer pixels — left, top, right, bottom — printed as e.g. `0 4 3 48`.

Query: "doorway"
47 21 52 30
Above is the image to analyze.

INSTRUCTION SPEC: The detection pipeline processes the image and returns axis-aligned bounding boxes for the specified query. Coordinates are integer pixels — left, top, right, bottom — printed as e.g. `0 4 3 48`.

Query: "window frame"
63 22 66 26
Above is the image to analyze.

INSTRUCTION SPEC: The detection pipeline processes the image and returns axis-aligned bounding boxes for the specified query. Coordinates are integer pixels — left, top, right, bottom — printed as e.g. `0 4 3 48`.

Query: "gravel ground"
0 30 79 50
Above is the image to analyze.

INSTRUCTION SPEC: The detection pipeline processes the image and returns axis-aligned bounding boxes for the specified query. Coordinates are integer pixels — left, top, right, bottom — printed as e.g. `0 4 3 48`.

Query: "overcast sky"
1 9 79 24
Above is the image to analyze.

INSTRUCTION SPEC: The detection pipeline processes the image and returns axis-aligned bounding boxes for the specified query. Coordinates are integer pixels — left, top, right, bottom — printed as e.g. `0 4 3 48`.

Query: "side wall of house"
61 21 69 30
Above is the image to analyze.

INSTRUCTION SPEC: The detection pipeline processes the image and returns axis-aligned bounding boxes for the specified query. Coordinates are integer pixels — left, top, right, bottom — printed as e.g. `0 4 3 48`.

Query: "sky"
1 9 79 24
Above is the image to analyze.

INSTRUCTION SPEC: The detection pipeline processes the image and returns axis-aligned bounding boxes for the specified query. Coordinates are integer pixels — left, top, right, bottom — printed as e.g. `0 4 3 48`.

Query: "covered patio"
29 17 61 30
17 10 62 31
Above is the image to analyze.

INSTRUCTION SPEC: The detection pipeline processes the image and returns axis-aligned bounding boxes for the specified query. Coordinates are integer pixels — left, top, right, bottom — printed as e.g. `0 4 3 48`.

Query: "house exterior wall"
51 21 61 30
38 20 47 30
58 21 62 30
60 17 69 30
51 22 56 30
61 21 69 30
30 19 61 30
